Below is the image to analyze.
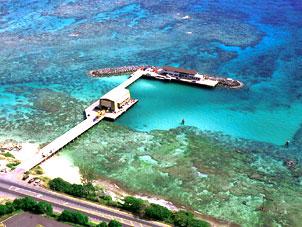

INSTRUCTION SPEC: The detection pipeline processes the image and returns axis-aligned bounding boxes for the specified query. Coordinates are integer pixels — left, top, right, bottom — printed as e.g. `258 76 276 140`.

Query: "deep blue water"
0 0 302 145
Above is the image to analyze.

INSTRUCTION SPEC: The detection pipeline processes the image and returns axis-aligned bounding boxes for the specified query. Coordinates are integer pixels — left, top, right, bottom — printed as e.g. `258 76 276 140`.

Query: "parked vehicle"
22 174 29 181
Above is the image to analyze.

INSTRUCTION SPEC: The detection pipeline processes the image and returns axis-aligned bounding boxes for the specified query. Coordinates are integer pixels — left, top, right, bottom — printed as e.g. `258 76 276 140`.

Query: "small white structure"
100 88 131 112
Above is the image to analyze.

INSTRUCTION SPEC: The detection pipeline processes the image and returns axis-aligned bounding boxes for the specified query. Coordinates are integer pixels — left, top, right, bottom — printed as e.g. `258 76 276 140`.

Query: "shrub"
173 211 194 227
188 218 210 227
173 211 209 227
6 161 21 169
12 197 53 216
144 203 172 221
58 209 88 225
34 201 53 216
3 152 15 158
0 203 14 216
49 178 71 192
108 220 122 227
30 166 44 175
122 196 146 214
96 221 108 227
49 178 96 199
13 197 37 212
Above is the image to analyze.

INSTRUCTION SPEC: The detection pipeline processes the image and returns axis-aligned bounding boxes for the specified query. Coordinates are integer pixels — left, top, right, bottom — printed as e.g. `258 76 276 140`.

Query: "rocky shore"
204 75 244 89
0 140 39 173
0 141 22 152
89 66 148 77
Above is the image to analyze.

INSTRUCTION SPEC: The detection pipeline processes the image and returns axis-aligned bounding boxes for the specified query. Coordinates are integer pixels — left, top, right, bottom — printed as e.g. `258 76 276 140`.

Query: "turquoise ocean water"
1 1 302 225
1 0 302 146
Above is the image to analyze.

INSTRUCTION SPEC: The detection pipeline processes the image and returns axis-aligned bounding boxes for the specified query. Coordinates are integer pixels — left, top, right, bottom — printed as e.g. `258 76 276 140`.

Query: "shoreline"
93 178 239 227
0 137 243 226
0 140 39 173
39 151 239 227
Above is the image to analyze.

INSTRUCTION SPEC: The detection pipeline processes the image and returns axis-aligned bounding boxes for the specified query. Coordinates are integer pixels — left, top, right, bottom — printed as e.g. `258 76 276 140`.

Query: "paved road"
0 176 168 227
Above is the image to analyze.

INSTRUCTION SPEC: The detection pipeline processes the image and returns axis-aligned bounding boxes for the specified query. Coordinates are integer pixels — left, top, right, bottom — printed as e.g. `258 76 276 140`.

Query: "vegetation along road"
0 176 168 227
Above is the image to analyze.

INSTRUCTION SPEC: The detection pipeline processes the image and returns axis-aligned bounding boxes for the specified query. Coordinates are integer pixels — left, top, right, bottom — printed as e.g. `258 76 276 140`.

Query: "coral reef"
0 87 87 143
55 124 302 226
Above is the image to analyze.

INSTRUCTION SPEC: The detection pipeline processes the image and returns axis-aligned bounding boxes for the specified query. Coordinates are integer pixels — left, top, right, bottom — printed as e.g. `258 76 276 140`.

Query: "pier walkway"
14 71 145 175
144 71 219 87
116 69 145 89
14 116 104 173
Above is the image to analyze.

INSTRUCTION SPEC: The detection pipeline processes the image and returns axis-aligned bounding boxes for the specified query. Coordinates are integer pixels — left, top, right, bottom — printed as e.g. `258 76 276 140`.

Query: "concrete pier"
13 67 242 174
14 116 104 173
89 66 244 89
14 71 145 174
84 69 144 119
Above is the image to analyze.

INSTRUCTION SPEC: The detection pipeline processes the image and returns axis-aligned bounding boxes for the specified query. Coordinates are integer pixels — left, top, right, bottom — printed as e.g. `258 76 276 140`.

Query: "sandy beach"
41 153 179 210
0 139 238 226
39 153 236 226
40 153 81 184
0 140 39 172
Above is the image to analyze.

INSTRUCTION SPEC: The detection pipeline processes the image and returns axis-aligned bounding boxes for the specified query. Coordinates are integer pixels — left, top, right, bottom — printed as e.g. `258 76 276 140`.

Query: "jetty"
14 116 104 173
89 66 148 77
14 70 145 175
14 66 243 175
89 66 244 89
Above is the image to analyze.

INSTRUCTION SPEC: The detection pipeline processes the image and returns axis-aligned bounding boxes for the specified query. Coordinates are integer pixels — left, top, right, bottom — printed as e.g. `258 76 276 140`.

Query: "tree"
173 211 194 227
11 197 53 216
58 209 73 222
58 209 88 225
49 177 97 200
122 196 146 214
70 184 85 197
49 178 71 192
83 183 96 198
0 205 8 216
173 211 209 227
0 203 14 216
144 203 172 221
188 218 210 227
13 197 37 212
96 221 108 227
34 201 53 215
108 220 122 227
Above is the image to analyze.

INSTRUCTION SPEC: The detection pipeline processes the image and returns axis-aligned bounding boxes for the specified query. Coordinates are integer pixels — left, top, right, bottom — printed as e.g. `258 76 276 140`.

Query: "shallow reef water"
1 0 302 226
59 123 302 226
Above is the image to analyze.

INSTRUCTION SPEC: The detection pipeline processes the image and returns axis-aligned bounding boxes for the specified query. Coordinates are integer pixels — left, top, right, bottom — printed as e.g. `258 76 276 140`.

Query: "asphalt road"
0 176 168 227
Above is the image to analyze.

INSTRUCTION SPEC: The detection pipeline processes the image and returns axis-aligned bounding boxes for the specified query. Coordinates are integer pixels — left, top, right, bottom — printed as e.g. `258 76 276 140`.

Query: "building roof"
101 88 130 103
162 66 197 75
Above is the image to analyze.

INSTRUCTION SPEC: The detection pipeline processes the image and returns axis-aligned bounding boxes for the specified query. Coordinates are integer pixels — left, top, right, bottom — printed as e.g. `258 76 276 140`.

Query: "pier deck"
116 69 145 89
14 115 104 173
144 71 219 87
104 99 138 120
84 70 144 119
14 71 145 174
13 67 237 175
89 66 244 88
